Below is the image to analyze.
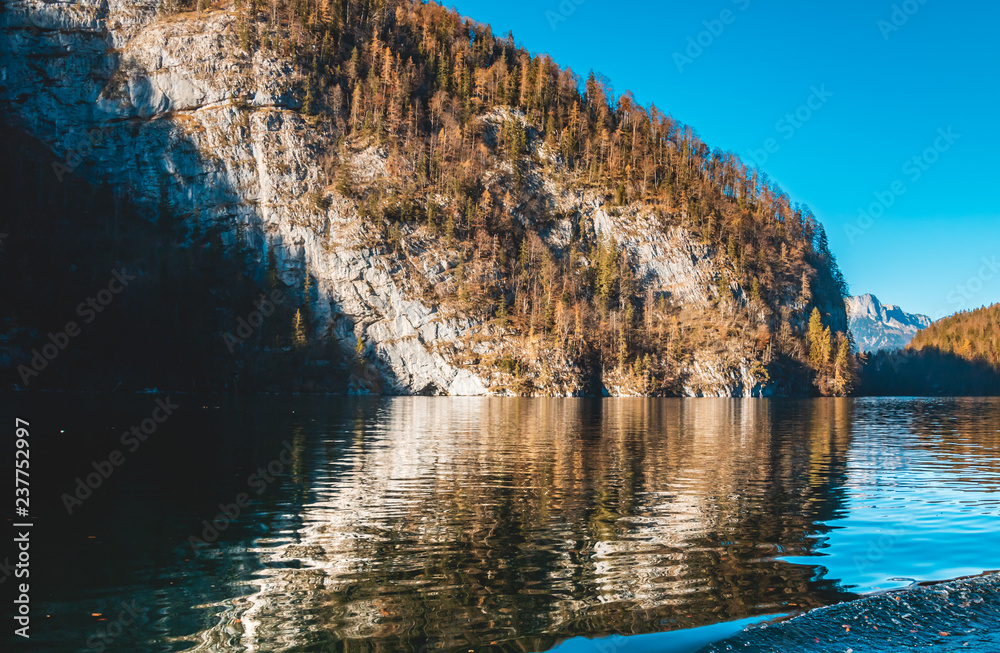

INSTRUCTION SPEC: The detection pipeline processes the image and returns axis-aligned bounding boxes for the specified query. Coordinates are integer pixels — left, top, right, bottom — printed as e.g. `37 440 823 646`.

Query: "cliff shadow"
0 3 394 393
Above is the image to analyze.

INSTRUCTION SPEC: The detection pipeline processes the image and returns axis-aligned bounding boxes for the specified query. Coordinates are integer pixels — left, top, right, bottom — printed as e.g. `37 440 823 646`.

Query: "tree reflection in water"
193 398 857 652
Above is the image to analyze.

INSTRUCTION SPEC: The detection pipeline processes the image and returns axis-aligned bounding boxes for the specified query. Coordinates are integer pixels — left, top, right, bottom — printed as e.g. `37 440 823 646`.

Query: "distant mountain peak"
846 294 931 353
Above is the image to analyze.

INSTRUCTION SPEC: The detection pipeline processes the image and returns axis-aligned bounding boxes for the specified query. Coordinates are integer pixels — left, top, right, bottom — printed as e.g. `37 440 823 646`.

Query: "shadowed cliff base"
0 124 366 393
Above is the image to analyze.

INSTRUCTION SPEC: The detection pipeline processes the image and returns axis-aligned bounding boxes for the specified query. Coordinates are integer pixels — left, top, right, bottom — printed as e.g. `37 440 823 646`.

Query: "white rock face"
2 1 490 395
591 208 718 306
846 294 932 353
0 1 791 396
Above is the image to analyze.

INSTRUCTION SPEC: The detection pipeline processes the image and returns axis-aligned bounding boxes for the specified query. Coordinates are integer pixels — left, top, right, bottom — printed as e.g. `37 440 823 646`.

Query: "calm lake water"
5 395 1000 652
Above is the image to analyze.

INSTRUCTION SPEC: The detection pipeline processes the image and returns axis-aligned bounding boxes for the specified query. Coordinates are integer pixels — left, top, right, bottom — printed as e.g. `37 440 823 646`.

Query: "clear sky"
450 0 1000 319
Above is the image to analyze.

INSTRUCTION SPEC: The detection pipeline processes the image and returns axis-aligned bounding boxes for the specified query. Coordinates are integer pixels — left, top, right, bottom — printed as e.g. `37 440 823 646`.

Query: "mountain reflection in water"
12 395 1000 653
193 398 854 651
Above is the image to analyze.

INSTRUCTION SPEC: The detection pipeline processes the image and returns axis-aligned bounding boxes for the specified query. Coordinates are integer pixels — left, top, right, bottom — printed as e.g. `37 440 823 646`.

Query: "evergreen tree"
821 326 833 369
292 309 306 348
596 237 619 303
808 308 825 370
834 334 854 396
336 157 354 196
301 268 314 330
354 329 365 366
750 277 762 304
495 297 508 327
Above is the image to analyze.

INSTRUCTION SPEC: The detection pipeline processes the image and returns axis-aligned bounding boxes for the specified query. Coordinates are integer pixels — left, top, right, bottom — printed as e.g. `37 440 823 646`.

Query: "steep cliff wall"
0 0 846 396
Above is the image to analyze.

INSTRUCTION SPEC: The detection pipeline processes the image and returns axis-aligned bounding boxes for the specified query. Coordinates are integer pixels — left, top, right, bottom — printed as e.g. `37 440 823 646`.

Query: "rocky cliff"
0 0 848 396
846 294 931 353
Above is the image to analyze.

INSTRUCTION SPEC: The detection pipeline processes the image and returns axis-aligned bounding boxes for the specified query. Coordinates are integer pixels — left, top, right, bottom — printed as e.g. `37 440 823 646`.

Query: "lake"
6 395 1000 652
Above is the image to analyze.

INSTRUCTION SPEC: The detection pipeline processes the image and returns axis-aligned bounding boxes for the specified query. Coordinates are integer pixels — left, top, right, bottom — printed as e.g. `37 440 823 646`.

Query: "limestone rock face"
3 1 488 395
0 1 826 396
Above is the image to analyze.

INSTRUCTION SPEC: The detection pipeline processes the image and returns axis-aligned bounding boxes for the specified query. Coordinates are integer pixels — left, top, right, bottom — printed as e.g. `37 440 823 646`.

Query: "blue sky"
450 0 1000 319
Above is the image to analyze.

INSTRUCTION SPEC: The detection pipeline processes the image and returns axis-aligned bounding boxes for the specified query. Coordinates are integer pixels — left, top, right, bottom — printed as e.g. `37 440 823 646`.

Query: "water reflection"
13 396 1000 652
189 399 856 651
793 398 1000 594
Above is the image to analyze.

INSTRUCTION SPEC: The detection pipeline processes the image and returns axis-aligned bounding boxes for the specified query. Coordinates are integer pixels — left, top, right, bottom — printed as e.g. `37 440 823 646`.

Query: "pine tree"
834 334 855 396
336 157 354 196
800 271 813 304
545 115 557 149
750 277 762 304
444 213 456 244
303 77 316 115
808 307 825 370
502 118 526 162
495 297 508 327
820 326 833 369
718 273 733 303
354 330 365 365
292 309 306 348
301 268 313 326
597 237 619 303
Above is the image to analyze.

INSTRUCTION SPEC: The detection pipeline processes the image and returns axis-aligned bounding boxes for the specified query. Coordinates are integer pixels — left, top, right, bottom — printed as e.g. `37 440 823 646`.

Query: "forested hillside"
910 304 1000 362
218 0 852 392
1 0 853 395
861 304 1000 395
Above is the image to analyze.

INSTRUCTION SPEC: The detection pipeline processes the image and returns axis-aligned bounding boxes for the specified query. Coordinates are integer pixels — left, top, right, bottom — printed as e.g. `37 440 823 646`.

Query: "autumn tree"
833 334 855 396
808 308 825 370
292 309 306 348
